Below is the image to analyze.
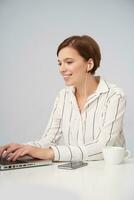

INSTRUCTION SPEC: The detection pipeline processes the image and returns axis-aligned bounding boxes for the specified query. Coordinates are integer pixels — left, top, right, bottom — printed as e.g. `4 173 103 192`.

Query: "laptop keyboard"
0 156 33 165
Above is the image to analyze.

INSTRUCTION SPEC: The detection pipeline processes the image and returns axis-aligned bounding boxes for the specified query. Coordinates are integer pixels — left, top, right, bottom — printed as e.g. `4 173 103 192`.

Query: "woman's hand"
0 143 54 161
0 143 24 158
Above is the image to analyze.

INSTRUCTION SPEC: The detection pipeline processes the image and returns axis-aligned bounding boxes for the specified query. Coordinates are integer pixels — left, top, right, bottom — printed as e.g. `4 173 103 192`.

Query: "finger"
0 148 7 157
10 146 30 161
7 149 24 161
0 144 12 156
6 151 14 160
3 144 24 157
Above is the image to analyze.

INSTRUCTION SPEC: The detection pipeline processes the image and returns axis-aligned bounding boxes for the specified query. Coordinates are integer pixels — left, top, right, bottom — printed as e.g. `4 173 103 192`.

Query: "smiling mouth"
63 74 72 78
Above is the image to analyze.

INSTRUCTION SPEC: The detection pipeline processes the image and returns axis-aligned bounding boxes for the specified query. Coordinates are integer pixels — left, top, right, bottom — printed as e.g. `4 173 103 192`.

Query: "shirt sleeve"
51 91 126 161
27 89 65 148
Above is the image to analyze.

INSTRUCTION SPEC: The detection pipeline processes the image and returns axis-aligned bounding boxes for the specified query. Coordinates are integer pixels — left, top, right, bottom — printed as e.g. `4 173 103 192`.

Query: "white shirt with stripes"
28 76 126 161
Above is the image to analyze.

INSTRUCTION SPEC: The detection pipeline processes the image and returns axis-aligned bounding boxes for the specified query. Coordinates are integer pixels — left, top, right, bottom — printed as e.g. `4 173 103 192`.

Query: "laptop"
0 155 52 171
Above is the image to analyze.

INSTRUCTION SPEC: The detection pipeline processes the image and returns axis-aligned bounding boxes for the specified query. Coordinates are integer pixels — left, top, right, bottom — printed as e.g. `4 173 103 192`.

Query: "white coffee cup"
102 146 131 164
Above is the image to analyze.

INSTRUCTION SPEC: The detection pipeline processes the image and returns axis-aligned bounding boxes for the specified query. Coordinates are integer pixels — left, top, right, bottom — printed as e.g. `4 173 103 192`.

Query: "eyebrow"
57 58 74 62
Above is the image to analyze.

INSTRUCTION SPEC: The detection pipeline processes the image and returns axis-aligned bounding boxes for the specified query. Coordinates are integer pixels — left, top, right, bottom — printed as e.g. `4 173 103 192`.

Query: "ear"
87 58 94 72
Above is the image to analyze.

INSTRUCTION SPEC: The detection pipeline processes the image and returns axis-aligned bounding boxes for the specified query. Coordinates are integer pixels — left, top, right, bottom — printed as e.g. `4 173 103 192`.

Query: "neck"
75 75 99 99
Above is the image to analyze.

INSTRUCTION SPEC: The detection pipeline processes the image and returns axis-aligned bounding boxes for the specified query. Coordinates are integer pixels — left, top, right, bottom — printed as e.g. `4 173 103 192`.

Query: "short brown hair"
57 35 101 74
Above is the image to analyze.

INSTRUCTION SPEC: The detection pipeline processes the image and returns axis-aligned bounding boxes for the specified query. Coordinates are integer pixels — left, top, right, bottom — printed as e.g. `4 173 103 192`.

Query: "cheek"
74 66 85 75
71 64 82 73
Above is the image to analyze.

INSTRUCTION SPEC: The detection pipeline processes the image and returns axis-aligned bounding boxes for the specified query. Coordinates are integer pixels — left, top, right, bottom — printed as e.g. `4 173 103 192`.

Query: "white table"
0 159 134 200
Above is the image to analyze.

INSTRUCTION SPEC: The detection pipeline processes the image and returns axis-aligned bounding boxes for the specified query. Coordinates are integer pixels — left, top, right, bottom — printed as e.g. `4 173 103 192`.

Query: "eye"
66 61 73 64
58 62 61 66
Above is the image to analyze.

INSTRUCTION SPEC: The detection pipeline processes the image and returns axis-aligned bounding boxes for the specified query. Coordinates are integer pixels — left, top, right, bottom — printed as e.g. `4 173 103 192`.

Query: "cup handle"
125 149 131 159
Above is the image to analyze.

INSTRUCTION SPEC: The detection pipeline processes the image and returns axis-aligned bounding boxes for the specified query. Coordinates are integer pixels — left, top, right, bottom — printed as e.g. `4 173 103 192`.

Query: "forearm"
50 129 125 162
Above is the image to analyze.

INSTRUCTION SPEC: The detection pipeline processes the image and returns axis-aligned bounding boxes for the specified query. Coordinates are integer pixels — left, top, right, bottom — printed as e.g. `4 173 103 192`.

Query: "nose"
59 63 66 73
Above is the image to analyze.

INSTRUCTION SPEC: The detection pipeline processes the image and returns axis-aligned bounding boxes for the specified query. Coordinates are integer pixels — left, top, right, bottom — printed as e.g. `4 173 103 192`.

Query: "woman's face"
58 47 88 87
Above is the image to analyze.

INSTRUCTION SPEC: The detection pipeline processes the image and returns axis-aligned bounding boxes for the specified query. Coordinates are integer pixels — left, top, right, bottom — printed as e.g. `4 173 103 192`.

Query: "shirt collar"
68 76 109 95
95 76 109 94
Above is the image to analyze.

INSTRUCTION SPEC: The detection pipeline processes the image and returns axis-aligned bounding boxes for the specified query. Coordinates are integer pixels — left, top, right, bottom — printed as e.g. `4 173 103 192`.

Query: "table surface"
0 159 134 200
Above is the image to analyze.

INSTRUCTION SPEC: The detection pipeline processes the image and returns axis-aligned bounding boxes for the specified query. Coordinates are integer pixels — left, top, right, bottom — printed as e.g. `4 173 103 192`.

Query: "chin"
64 81 74 86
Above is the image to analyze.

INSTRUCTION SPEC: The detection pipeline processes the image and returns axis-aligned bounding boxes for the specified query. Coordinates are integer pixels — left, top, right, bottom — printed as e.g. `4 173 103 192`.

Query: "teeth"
63 74 72 77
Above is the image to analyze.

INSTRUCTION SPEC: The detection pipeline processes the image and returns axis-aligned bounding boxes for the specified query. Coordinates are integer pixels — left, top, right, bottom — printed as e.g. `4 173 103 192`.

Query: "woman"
0 35 126 162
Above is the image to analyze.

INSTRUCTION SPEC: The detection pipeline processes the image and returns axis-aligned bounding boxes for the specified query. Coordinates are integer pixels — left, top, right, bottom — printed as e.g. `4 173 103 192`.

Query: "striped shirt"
28 76 126 161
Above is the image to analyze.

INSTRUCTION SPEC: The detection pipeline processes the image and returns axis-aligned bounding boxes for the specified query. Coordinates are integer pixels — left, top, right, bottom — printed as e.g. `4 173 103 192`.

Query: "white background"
0 0 134 155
